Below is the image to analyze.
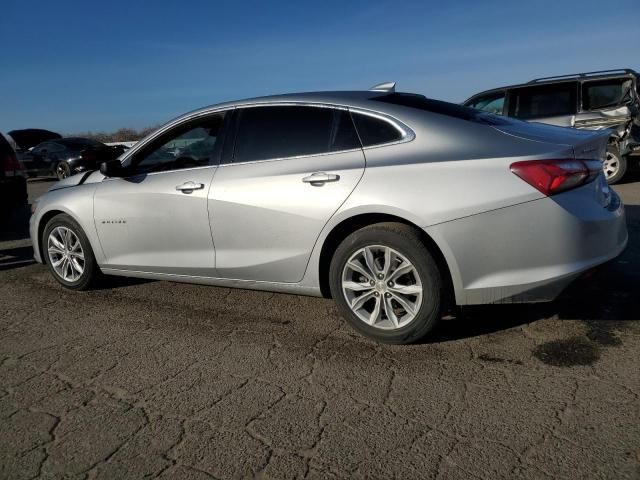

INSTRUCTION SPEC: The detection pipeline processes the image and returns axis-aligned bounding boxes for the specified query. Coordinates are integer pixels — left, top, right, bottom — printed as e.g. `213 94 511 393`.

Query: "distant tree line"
72 126 159 143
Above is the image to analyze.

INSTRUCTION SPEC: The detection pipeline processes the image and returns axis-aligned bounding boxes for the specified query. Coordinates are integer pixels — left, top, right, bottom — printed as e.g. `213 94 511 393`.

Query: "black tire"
604 145 627 185
329 222 442 344
42 213 100 290
56 162 71 180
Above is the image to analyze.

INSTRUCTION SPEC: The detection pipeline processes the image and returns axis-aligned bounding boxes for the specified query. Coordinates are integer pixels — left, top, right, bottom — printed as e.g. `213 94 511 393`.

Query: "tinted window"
509 82 577 119
583 78 632 110
130 113 227 173
466 92 505 115
351 112 402 147
233 106 359 163
33 142 54 154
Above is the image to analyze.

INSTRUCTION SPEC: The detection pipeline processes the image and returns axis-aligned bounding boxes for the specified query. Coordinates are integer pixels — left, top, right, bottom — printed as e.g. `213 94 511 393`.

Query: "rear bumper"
425 185 628 305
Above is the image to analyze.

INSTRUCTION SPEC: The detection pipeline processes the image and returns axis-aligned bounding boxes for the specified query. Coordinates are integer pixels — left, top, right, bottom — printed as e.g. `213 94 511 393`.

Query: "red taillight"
510 159 602 196
2 152 22 176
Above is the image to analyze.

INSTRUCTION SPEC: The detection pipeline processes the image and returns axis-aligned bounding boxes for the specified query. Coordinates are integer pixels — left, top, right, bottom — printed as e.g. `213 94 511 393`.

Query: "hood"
7 129 61 150
48 170 106 192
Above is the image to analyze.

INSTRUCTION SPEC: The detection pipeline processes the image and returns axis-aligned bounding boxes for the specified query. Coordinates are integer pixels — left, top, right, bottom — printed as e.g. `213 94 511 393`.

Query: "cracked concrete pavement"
0 177 639 479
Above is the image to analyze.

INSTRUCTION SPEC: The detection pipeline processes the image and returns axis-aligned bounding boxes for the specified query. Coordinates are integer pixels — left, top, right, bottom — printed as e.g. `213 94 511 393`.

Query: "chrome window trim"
101 164 216 182
219 147 363 168
119 101 415 169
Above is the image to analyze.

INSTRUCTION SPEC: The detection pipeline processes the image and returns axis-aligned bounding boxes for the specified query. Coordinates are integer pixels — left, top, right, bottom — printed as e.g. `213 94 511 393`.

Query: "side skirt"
100 268 323 297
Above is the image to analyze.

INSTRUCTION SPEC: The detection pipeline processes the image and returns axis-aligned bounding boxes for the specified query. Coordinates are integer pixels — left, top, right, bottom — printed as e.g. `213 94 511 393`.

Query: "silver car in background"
30 84 627 343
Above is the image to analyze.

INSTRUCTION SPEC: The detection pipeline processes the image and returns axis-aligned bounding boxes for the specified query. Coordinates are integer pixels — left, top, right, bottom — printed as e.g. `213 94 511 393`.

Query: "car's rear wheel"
329 222 442 344
56 162 71 180
43 214 100 290
604 145 626 185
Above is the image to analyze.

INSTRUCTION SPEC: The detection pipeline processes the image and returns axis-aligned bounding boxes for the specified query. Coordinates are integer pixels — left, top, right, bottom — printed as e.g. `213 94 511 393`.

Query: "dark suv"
0 133 27 219
464 69 640 184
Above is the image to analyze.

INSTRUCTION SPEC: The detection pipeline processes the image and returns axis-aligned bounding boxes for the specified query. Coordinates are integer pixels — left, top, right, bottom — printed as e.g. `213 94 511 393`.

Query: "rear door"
507 81 578 127
575 77 635 130
208 105 365 283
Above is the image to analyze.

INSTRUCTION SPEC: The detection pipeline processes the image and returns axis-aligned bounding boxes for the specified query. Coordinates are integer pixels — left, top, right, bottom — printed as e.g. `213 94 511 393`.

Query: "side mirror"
99 159 126 177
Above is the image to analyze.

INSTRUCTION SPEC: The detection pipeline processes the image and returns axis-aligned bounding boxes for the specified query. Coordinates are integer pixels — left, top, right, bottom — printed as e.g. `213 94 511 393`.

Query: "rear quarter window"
351 112 402 147
582 78 633 110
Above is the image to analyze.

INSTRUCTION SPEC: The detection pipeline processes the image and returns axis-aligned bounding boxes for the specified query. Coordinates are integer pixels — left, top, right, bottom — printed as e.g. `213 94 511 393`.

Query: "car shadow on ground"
429 204 640 343
27 177 57 183
0 245 35 271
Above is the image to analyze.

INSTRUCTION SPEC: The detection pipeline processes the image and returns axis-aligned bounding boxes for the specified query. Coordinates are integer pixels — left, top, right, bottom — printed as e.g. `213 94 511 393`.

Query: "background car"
23 137 124 179
464 69 640 184
0 133 27 220
29 86 627 344
6 129 61 177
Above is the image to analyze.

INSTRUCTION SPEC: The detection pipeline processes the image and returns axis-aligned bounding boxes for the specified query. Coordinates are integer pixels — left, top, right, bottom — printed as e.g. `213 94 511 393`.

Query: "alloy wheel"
603 151 620 181
47 226 85 282
341 245 423 330
56 163 70 179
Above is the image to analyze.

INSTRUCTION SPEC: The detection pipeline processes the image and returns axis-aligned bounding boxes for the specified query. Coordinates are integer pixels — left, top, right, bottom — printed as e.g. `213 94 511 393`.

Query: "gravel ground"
0 175 638 479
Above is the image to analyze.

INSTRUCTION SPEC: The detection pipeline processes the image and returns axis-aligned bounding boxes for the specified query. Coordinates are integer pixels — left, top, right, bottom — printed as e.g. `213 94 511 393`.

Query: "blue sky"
1 0 638 133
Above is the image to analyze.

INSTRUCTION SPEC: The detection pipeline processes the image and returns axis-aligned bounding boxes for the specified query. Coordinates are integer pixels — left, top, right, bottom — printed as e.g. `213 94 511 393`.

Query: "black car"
464 69 640 184
22 137 124 179
0 134 27 219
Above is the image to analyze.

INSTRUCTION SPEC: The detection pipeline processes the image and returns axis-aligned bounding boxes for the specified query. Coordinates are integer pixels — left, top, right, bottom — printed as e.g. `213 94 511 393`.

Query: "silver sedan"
30 84 628 343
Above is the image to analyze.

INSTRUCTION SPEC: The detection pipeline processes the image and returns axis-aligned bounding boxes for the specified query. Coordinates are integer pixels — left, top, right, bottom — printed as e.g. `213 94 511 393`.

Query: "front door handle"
175 181 205 193
302 172 340 186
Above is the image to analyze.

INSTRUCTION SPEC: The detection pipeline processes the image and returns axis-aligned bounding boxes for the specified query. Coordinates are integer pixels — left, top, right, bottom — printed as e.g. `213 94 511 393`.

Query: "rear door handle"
302 172 340 185
175 181 205 193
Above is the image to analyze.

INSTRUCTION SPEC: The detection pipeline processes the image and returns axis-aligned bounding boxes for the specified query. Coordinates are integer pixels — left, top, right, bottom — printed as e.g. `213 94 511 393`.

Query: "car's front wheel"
43 214 100 290
604 145 627 185
329 223 442 344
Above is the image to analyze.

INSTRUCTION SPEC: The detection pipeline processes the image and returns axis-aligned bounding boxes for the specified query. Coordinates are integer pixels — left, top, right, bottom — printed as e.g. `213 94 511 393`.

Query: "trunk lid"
7 129 61 151
493 121 609 161
496 121 614 209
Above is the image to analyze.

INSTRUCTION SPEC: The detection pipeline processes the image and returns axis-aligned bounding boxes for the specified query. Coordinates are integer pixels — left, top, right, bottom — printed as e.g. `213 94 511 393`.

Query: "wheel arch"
317 213 455 305
36 208 95 265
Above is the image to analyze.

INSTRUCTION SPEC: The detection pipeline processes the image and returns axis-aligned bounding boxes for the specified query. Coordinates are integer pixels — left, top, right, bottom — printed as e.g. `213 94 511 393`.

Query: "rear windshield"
372 93 511 126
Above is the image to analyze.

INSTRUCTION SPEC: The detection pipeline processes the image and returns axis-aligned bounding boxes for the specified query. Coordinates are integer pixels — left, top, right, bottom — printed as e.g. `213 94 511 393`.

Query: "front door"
94 112 229 276
209 105 365 283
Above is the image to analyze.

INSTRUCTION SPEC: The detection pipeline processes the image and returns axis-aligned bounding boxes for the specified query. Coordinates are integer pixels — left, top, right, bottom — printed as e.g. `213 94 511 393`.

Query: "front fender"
30 183 104 266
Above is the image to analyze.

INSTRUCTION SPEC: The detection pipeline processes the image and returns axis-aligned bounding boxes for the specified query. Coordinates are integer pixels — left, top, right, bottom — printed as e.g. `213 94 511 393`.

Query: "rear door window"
582 78 632 110
233 106 360 163
508 82 578 119
466 92 506 115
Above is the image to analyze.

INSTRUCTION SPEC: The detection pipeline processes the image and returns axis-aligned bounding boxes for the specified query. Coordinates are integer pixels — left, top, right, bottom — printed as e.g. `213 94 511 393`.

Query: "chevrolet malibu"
30 84 628 343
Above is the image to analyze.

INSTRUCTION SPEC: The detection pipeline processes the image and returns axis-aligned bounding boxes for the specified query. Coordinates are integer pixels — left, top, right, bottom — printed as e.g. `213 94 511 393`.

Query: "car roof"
183 90 386 116
464 69 639 103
